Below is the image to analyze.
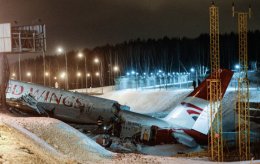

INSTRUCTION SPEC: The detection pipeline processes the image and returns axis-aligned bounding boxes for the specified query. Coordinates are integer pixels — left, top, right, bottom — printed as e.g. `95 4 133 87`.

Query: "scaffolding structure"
208 2 223 161
233 4 251 160
0 23 46 109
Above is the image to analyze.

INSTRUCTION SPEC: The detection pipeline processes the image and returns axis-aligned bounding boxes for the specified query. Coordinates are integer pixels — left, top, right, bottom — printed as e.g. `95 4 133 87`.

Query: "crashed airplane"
6 69 233 148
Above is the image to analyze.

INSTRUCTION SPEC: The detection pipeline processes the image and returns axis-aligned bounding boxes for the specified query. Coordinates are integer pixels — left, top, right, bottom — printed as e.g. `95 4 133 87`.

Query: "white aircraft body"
5 69 234 147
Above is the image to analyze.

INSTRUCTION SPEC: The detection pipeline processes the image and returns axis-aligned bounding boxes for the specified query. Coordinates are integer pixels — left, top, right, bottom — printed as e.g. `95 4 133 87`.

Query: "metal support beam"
236 12 250 161
208 3 223 161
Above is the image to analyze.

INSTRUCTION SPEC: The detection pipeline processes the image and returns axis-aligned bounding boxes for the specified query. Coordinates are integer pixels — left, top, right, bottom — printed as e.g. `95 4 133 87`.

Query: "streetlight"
113 66 119 84
78 52 88 93
94 58 99 63
94 57 103 94
76 72 82 89
11 73 16 80
45 72 50 86
87 73 92 88
57 47 68 90
60 71 66 89
77 72 81 77
26 71 32 82
113 66 119 72
95 72 100 76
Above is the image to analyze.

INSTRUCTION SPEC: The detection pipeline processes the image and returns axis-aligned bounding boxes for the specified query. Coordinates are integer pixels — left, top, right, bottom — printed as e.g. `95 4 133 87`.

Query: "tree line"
10 30 260 89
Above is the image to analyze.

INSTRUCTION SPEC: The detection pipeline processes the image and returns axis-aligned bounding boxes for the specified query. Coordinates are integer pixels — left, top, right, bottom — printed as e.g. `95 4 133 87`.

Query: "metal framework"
236 12 250 161
11 24 46 52
208 3 223 161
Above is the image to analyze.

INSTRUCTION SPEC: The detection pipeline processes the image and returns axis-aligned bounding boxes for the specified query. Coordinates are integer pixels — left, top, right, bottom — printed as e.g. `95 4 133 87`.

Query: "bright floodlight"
126 72 130 76
94 58 99 63
87 73 91 77
57 47 64 53
190 68 195 72
95 72 100 76
235 64 240 69
54 76 57 80
131 70 135 75
26 72 31 77
45 72 49 76
12 73 16 77
113 66 119 72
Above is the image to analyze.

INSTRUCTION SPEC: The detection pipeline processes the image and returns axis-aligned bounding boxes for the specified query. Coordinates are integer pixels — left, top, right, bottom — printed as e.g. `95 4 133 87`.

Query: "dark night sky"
0 0 259 53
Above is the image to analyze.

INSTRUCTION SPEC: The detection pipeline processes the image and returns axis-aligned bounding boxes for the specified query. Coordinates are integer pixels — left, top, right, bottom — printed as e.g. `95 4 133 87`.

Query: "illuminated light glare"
77 72 82 77
190 68 195 72
94 58 99 63
26 72 31 77
235 64 240 69
60 72 66 79
12 73 16 76
113 66 119 72
54 76 57 80
87 73 91 77
78 52 83 58
126 72 130 76
45 72 49 76
57 47 63 53
95 72 100 76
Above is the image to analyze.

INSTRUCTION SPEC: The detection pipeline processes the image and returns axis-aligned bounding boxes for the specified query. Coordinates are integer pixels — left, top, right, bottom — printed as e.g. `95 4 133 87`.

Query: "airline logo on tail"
181 102 203 121
164 69 234 135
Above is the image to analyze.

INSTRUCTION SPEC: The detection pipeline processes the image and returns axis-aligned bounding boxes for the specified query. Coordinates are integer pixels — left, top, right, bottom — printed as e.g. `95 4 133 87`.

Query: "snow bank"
0 114 115 163
2 120 67 161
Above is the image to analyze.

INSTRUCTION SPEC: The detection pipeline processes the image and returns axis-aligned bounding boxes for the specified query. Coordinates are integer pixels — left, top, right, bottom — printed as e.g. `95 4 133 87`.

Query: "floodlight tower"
232 3 251 161
208 1 223 162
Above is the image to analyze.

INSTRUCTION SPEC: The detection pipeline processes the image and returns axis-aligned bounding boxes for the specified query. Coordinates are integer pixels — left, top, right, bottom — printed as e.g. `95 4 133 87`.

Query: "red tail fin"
188 69 233 100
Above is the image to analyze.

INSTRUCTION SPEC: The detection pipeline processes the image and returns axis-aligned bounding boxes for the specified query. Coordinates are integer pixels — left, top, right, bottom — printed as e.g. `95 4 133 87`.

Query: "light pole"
45 72 50 86
94 57 103 94
113 65 119 85
60 71 66 89
43 51 46 86
11 73 16 80
78 52 88 93
26 72 32 82
57 47 68 90
76 71 82 89
87 73 92 89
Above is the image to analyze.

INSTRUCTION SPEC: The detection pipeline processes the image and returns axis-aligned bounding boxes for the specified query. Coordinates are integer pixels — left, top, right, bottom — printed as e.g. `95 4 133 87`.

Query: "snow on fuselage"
6 80 119 124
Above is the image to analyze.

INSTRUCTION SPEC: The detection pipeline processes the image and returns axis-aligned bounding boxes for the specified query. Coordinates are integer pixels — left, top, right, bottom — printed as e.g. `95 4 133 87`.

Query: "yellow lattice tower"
208 2 223 161
233 3 251 160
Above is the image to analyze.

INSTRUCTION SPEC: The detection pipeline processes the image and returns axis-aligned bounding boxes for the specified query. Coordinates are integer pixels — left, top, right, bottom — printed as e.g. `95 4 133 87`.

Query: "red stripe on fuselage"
187 110 200 115
181 102 203 111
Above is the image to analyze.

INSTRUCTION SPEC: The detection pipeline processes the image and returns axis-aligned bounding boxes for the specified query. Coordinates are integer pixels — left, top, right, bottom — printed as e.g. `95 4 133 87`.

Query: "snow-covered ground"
97 88 191 114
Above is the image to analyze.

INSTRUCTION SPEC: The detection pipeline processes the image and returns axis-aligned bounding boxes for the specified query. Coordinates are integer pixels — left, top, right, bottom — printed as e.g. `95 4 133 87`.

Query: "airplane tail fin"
163 69 233 135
